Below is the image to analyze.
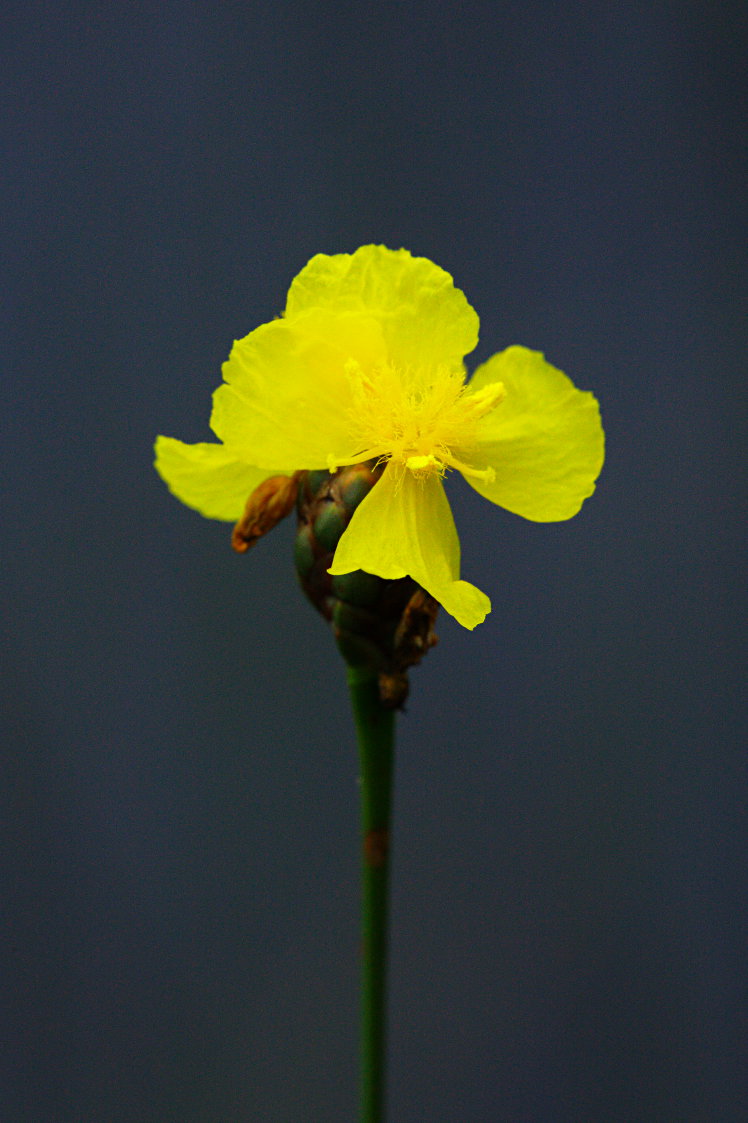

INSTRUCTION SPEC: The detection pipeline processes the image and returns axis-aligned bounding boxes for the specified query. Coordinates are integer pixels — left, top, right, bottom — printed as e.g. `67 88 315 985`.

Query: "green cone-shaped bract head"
295 462 439 707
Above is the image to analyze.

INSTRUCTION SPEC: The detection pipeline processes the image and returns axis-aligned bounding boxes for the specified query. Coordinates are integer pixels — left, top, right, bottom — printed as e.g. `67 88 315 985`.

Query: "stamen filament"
441 453 496 483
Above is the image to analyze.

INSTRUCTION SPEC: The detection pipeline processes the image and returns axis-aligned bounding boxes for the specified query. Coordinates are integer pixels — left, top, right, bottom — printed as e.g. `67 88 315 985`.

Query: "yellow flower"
155 246 604 629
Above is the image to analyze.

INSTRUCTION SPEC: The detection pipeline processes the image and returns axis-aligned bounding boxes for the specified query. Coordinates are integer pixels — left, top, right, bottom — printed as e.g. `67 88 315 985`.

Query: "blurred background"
3 2 746 1120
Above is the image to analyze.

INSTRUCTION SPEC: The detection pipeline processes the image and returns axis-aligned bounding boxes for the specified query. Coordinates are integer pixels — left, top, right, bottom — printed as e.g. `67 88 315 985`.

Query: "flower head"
155 246 604 629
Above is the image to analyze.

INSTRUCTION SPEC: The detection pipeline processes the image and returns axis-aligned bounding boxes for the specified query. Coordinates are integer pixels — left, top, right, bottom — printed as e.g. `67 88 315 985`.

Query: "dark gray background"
4 3 746 1120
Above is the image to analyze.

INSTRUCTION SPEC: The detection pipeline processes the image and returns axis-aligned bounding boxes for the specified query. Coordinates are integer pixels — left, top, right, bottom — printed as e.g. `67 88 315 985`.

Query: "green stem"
347 666 396 1123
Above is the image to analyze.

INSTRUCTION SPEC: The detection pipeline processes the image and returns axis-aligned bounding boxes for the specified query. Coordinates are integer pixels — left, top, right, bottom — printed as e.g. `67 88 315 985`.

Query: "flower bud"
295 462 439 707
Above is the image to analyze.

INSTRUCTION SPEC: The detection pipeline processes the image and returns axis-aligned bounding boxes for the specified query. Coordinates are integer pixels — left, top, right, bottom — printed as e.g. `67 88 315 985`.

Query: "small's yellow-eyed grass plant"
155 245 604 1122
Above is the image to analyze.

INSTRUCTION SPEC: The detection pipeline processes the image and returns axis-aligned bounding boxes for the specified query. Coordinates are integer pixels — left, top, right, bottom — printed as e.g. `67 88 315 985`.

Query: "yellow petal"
154 436 276 521
210 313 384 471
465 346 604 521
328 463 491 630
285 245 479 373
